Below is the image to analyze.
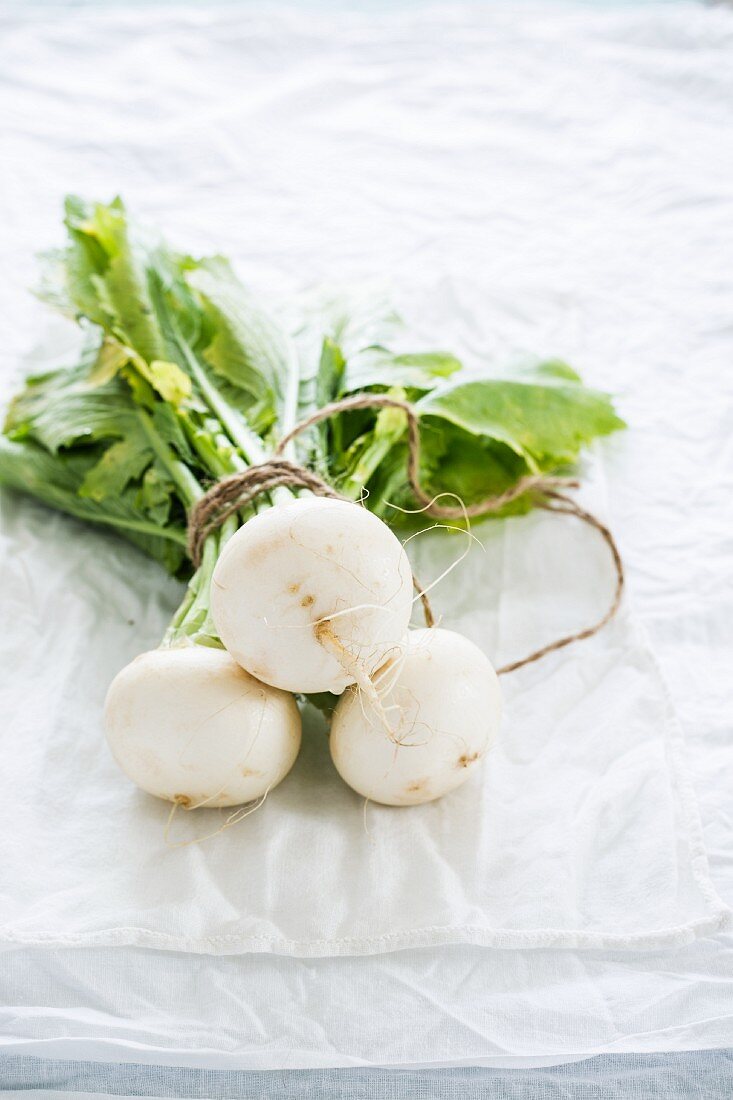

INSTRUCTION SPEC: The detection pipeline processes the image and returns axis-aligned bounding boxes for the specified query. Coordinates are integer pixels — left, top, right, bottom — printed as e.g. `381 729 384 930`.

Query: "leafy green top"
1 197 625 642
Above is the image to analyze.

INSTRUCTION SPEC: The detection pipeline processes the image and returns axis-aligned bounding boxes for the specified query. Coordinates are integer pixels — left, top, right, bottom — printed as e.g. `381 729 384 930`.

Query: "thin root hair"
163 786 272 849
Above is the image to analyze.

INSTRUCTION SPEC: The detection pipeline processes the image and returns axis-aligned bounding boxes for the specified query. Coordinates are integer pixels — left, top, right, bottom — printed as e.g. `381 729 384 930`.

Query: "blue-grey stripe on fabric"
2 1052 733 1098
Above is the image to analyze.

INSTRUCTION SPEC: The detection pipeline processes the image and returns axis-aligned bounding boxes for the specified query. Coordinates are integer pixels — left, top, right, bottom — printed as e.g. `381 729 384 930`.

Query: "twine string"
187 393 624 675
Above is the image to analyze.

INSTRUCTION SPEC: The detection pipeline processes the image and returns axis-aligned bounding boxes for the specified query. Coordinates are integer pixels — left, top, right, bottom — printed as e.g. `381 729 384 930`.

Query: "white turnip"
105 645 302 808
329 627 501 806
210 496 414 695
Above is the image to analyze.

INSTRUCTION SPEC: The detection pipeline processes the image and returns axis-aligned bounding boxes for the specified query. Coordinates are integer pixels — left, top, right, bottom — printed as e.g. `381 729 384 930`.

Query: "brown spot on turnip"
301 594 315 608
457 751 481 768
287 582 301 594
245 535 286 569
405 778 428 794
173 794 192 808
240 766 263 778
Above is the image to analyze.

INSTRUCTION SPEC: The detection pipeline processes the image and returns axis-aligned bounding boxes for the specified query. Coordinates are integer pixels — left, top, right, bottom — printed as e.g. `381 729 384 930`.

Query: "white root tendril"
164 786 272 850
387 492 485 610
373 646 408 691
261 601 405 633
315 620 402 743
312 493 482 747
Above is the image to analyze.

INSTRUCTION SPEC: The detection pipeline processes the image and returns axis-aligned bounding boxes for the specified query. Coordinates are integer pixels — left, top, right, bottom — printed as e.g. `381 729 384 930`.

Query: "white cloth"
0 0 732 1067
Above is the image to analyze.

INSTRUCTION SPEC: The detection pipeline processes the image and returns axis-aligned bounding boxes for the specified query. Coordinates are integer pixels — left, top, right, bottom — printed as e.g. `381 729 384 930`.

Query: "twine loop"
187 459 341 568
186 394 624 675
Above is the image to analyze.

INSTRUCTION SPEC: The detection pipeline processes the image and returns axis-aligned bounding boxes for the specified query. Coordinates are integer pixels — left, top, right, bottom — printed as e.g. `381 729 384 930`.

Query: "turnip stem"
181 415 246 479
173 334 269 467
173 332 294 507
279 335 300 460
137 409 203 507
164 514 239 648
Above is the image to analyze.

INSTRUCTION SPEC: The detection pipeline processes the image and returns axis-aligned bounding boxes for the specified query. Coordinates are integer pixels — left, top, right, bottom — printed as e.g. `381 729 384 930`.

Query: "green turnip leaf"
417 373 625 467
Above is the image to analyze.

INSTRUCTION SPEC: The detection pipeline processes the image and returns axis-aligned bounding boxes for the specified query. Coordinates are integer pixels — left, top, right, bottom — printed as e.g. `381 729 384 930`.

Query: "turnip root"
329 628 501 806
210 496 414 695
105 646 302 807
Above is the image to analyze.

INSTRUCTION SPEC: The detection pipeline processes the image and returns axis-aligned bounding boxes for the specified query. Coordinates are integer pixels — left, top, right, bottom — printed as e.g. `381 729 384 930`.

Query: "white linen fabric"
0 0 732 1066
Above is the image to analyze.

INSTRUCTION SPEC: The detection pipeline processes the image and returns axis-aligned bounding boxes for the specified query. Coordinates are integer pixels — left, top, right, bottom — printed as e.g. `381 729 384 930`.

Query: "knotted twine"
187 394 624 676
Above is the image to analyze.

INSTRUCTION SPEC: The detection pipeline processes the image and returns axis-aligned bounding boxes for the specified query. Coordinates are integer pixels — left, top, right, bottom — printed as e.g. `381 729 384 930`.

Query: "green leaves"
303 325 625 513
411 424 533 517
42 199 298 459
4 345 143 453
316 338 346 408
137 466 176 527
91 338 192 408
343 348 462 394
0 435 188 575
319 347 625 514
2 194 627 604
187 255 294 424
61 195 170 363
79 435 154 502
1 323 202 568
417 368 625 470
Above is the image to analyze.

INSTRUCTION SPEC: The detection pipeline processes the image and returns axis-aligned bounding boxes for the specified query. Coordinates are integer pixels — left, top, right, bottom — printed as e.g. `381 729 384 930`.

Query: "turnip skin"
104 646 302 807
329 628 502 806
210 496 414 695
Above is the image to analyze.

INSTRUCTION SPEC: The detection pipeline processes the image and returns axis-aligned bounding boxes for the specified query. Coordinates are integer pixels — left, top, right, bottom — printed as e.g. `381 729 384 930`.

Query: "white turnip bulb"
211 496 414 695
105 645 302 807
330 627 501 806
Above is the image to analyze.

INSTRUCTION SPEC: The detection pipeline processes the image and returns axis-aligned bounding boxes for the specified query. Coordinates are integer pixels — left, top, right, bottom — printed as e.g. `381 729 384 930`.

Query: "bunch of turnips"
108 494 502 807
0 197 625 811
